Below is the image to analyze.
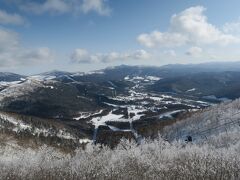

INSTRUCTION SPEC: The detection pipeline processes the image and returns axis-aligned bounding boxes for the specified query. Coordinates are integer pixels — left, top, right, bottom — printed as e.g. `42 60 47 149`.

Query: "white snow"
46 86 54 89
28 75 56 81
73 110 103 120
146 76 161 81
149 96 164 101
72 71 104 77
159 110 185 119
91 111 124 128
124 75 161 82
0 81 22 86
127 106 145 121
108 125 132 132
85 71 104 75
90 106 145 128
186 88 196 92
124 76 130 80
71 72 85 77
132 76 145 80
79 138 92 143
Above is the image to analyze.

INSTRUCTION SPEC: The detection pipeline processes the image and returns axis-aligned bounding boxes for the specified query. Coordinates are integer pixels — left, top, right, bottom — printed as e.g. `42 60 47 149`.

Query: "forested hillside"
0 99 240 179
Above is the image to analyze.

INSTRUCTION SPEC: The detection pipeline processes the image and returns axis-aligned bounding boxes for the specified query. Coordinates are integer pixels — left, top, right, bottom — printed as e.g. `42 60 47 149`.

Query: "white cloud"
138 31 187 48
16 48 55 65
0 9 25 25
132 49 151 59
18 0 111 16
223 18 240 35
71 49 151 64
186 46 202 56
81 0 111 16
138 6 240 48
70 49 91 63
0 28 19 52
163 50 176 57
0 27 54 67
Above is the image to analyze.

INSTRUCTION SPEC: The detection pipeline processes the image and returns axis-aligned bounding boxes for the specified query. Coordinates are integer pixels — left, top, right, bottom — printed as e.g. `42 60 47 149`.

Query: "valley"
1 2 240 179
0 64 234 147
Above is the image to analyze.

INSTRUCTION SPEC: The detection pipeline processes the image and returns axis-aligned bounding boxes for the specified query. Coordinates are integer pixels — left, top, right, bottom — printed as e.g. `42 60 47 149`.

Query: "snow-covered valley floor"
71 75 213 143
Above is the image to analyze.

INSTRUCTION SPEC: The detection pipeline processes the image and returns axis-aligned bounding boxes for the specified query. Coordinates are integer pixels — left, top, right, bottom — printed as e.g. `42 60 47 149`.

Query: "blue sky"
1 0 240 74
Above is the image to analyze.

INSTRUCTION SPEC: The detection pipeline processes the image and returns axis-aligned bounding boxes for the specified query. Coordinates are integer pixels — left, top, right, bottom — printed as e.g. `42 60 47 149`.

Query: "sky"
1 0 240 74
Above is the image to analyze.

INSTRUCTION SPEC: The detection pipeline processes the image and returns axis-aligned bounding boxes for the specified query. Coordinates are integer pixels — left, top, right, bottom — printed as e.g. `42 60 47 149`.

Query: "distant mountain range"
1 61 240 146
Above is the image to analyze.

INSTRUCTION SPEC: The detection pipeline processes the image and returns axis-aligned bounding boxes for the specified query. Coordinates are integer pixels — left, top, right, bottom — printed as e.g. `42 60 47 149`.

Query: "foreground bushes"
0 137 239 180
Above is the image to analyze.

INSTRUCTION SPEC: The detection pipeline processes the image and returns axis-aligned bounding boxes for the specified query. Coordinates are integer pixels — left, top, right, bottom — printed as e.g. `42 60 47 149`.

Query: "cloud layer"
0 28 54 67
81 0 111 16
185 46 202 56
137 6 240 48
223 18 240 35
71 49 150 63
16 0 111 16
0 10 25 25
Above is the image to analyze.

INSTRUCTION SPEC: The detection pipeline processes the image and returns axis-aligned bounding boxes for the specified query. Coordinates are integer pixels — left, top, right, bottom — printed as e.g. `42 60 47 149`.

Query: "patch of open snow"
46 86 54 89
71 72 85 77
72 71 104 76
186 88 196 92
146 76 161 81
108 125 131 132
103 102 119 107
132 76 145 80
149 96 164 101
129 90 148 97
91 106 145 128
124 76 130 80
141 101 149 105
91 111 124 128
28 75 56 81
79 138 92 144
124 75 161 82
160 95 173 99
159 110 185 119
85 71 104 75
196 100 210 106
74 110 104 120
0 81 22 86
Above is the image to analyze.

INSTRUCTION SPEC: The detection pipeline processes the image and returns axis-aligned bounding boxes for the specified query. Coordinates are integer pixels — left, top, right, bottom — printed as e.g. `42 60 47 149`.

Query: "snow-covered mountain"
0 72 26 90
1 63 240 146
0 63 240 179
0 72 25 82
